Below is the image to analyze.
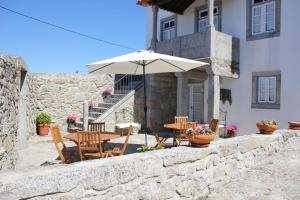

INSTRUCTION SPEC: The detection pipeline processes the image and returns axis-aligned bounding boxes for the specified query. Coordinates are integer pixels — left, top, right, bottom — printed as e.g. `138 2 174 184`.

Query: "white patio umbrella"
87 50 208 145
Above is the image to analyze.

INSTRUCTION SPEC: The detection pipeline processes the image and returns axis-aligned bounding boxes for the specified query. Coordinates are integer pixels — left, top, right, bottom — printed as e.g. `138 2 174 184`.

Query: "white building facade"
141 0 300 135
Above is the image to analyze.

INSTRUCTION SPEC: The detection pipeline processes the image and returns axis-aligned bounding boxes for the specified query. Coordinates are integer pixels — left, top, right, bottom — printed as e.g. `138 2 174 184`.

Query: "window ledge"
251 103 280 109
247 30 280 41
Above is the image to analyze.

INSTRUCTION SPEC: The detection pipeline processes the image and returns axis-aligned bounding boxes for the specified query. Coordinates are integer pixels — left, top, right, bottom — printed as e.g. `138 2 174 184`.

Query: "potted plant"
256 120 279 134
186 126 215 147
226 124 238 138
67 114 77 128
102 87 112 99
88 100 94 112
36 113 51 136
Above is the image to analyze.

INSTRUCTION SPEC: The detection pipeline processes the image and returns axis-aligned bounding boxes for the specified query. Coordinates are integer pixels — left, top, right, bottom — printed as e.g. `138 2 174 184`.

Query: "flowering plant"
102 87 112 98
256 120 278 126
88 100 93 111
226 124 238 132
67 114 77 124
186 126 214 138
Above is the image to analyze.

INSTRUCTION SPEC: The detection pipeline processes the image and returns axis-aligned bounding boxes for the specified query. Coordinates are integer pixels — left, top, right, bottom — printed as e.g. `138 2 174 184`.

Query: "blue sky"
0 0 146 73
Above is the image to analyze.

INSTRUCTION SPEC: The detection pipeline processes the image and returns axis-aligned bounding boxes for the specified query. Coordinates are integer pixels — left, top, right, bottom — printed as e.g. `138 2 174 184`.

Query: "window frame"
252 71 281 109
257 76 276 104
197 7 219 32
251 1 276 36
194 1 222 33
246 0 281 41
160 15 177 41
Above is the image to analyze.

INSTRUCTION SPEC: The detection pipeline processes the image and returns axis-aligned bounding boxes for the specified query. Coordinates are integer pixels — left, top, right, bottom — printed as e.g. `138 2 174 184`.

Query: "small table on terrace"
64 132 120 146
163 123 205 146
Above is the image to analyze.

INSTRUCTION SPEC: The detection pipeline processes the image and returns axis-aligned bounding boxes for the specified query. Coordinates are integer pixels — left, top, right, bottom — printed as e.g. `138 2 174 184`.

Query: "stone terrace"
0 129 299 199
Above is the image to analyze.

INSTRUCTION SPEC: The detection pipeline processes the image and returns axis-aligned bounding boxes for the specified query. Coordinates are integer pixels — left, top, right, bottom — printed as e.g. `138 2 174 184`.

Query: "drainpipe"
151 6 158 51
208 0 215 29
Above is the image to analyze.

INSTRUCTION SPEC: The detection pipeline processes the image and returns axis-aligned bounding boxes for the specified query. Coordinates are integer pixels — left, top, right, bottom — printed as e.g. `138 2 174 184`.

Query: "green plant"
137 145 164 152
36 113 51 124
256 120 278 126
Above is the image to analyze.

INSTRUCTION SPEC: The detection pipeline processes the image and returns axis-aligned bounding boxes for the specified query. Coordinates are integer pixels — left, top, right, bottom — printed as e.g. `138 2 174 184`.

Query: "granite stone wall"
0 54 33 170
0 130 298 199
31 73 114 132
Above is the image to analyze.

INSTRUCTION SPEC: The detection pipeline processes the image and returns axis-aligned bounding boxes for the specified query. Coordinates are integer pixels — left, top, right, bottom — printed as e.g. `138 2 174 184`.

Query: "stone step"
88 112 103 118
90 106 108 112
98 102 115 108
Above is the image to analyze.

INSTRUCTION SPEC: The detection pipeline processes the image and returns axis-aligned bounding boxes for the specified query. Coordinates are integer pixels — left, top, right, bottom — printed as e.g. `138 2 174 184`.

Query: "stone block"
237 136 262 153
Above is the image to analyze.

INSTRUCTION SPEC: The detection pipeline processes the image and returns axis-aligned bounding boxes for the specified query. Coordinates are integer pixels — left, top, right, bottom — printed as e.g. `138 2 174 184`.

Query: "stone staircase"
77 75 143 129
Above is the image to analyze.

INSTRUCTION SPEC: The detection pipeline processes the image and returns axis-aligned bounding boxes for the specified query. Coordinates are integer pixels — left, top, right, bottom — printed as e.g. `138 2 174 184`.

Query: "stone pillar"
175 72 188 115
83 101 89 131
208 0 215 29
207 74 220 122
150 6 158 51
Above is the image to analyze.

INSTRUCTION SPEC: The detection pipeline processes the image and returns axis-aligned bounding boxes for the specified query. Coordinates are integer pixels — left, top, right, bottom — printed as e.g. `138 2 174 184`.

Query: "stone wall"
0 130 298 199
147 73 177 130
31 73 114 132
0 54 34 170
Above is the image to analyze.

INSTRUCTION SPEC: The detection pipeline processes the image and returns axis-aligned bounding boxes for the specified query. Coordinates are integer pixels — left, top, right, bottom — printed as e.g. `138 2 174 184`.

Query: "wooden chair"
51 126 76 164
209 119 220 133
88 122 105 132
106 126 132 157
150 120 173 148
77 131 107 160
177 122 197 145
174 116 188 124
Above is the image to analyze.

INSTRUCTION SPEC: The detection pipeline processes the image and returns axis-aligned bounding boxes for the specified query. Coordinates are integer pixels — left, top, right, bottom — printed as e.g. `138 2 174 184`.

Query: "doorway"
188 83 204 123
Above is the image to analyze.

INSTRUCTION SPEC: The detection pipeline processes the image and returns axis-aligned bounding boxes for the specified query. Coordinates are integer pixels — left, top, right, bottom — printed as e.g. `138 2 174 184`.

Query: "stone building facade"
31 73 114 132
0 54 36 170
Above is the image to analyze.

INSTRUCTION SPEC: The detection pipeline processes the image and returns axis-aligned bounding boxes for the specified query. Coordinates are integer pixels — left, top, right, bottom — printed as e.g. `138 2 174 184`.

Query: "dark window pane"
253 0 263 4
170 20 175 27
164 22 169 29
214 8 218 14
200 11 208 18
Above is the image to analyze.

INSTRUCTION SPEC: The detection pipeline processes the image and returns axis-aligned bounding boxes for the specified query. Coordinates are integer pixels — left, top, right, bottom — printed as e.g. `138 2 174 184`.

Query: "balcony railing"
154 29 240 77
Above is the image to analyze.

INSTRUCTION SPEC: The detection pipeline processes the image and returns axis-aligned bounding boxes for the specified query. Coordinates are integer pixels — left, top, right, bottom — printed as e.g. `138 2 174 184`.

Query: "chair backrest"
51 126 66 163
77 131 104 159
209 119 220 133
175 116 188 124
150 119 161 144
88 122 105 132
179 122 197 134
120 126 132 155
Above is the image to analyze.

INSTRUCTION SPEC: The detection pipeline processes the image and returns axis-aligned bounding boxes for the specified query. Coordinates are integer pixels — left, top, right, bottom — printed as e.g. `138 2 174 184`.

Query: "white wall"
221 0 300 134
145 0 300 134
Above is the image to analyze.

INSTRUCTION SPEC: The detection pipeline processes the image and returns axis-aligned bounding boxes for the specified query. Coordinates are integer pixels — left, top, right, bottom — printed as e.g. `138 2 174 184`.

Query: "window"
252 71 281 109
197 7 219 32
252 0 275 35
247 0 280 41
161 18 176 41
257 76 276 103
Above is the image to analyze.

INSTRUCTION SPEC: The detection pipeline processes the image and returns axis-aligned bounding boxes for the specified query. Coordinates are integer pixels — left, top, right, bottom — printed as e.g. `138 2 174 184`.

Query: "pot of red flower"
256 120 279 134
102 87 112 99
67 114 77 128
186 126 215 147
36 113 52 136
226 124 237 138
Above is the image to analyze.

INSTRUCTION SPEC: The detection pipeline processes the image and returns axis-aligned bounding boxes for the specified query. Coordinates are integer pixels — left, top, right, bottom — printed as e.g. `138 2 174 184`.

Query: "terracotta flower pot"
227 131 235 138
256 124 278 134
188 134 215 147
37 124 50 136
288 121 300 130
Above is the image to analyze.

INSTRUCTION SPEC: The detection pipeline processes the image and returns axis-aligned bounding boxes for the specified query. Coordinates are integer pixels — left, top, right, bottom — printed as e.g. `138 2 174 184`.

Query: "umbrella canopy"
87 50 208 145
87 50 207 74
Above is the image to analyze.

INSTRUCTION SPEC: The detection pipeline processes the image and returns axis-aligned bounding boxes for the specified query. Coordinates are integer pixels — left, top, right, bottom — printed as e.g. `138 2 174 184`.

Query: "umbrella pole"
143 63 148 146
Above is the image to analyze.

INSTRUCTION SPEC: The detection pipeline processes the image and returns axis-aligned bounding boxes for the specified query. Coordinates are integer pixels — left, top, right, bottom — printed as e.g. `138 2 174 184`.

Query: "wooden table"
164 123 205 130
164 123 205 146
64 132 120 143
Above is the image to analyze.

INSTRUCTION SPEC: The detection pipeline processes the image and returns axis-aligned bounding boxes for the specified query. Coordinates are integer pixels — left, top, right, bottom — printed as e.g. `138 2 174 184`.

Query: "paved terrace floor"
15 133 167 170
206 137 300 200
